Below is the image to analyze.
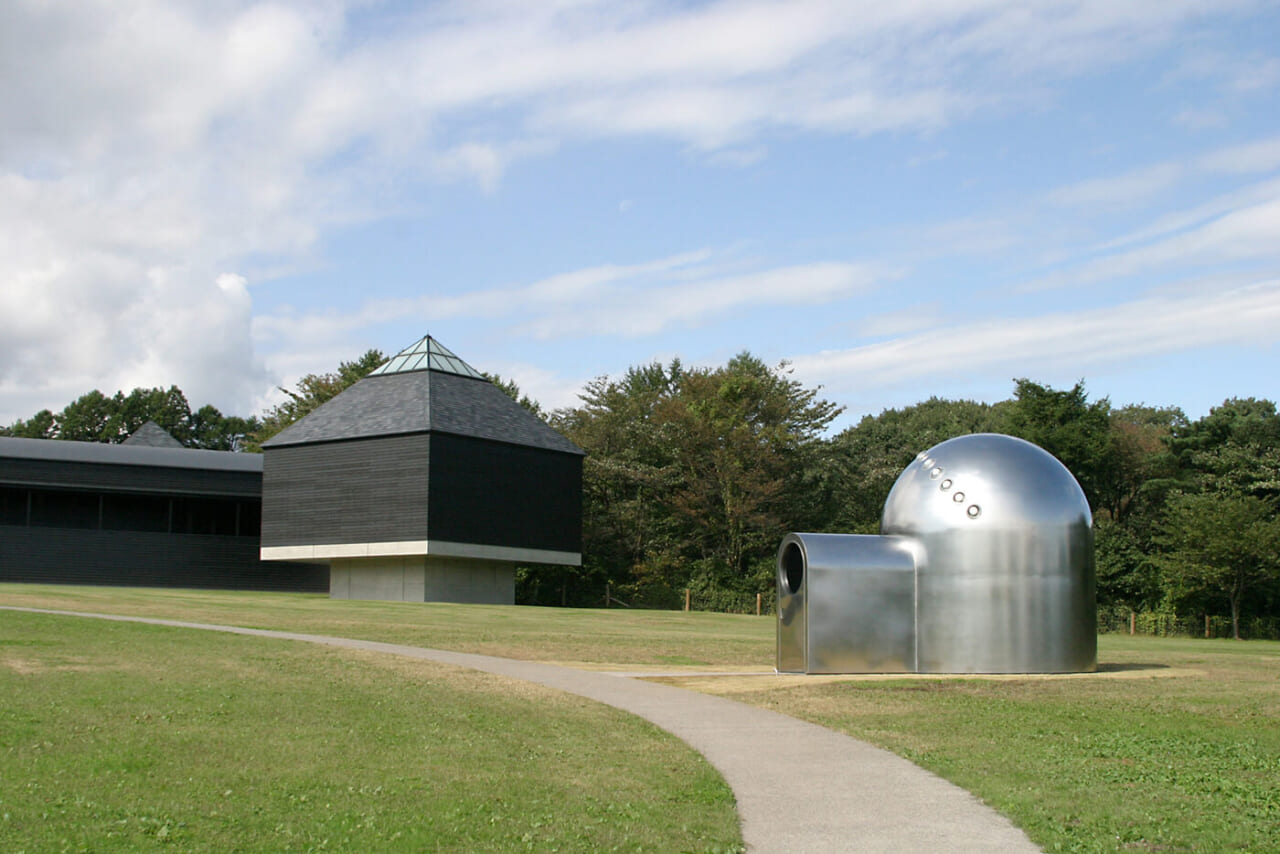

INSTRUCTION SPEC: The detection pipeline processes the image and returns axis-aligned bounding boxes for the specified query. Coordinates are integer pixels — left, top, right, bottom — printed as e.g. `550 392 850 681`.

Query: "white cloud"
1048 163 1186 207
518 261 883 339
1198 135 1280 174
252 251 883 354
0 0 1266 422
1068 195 1280 284
791 279 1280 392
1172 108 1227 130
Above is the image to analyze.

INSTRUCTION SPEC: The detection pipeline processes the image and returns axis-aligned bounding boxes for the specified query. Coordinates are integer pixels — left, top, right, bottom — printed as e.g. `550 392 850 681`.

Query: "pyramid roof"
262 336 582 455
123 420 184 448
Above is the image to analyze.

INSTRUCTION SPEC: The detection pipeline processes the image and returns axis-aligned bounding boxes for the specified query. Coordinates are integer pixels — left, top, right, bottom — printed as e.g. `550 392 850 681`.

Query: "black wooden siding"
261 432 582 556
428 433 582 554
1 457 261 497
0 526 327 592
260 434 430 547
1 447 325 593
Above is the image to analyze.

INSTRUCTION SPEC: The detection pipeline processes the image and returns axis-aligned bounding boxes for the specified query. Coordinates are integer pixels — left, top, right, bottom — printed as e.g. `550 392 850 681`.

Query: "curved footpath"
6 608 1039 854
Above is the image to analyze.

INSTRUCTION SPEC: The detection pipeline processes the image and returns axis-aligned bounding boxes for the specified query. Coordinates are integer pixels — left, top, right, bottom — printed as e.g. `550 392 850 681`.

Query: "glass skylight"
368 335 487 380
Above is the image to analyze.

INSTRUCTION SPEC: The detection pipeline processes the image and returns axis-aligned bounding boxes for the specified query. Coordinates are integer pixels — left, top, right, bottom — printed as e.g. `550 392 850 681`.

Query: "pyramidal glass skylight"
368 335 487 380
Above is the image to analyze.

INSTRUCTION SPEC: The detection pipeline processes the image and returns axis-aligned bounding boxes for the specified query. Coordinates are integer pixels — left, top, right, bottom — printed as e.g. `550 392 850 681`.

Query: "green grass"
0 609 742 853
0 583 769 667
3 584 1279 852
710 636 1280 853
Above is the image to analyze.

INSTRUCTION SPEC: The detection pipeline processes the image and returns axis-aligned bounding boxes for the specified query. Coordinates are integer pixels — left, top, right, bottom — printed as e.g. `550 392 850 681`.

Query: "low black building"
260 336 584 603
0 429 326 592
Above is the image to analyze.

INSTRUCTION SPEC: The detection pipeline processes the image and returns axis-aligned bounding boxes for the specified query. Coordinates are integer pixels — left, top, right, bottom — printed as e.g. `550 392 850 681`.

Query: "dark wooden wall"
0 454 326 593
0 525 327 591
261 432 582 556
261 434 430 547
428 433 582 554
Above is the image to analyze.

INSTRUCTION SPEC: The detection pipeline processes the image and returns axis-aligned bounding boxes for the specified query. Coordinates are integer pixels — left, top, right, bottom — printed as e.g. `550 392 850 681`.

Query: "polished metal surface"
777 433 1096 674
777 533 918 673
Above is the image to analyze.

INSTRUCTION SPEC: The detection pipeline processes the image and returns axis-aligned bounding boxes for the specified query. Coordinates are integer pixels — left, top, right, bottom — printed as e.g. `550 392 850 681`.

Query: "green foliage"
1094 517 1162 611
999 379 1115 512
246 349 386 451
830 397 999 532
486 374 545 418
1169 397 1280 499
554 354 841 603
1 386 257 449
1155 492 1280 638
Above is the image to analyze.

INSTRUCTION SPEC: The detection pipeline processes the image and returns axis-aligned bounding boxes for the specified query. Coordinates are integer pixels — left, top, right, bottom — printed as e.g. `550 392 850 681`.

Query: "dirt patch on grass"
0 653 106 675
645 665 1206 696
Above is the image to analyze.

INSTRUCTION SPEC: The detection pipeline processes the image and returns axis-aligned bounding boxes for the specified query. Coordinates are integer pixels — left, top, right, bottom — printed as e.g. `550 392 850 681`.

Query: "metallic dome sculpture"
778 433 1096 674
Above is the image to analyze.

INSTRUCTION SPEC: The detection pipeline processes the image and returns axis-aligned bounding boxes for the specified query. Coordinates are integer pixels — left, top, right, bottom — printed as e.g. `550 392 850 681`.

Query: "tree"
247 349 386 451
1099 404 1186 523
550 361 686 603
658 354 842 587
55 390 118 442
999 379 1115 512
190 405 259 451
831 397 999 532
1156 492 1280 639
1169 398 1280 500
487 374 545 419
551 354 841 605
2 409 56 439
2 385 256 450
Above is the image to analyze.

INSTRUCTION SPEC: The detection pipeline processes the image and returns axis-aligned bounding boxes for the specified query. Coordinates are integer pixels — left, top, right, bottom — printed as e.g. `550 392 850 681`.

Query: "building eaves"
0 436 263 473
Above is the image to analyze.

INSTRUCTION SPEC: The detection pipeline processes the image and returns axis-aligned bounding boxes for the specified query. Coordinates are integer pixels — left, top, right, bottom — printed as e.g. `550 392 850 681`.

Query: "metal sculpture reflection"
777 433 1096 674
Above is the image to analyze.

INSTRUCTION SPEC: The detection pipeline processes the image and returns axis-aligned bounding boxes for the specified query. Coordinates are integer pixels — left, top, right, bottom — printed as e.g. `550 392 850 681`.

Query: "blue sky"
3 1 1279 432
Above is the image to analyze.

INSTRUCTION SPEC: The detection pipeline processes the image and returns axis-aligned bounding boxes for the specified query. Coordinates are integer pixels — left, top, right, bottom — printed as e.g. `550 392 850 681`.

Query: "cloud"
790 279 1280 392
1048 163 1186 207
1057 194 1280 287
0 0 1266 422
518 260 884 338
253 250 885 350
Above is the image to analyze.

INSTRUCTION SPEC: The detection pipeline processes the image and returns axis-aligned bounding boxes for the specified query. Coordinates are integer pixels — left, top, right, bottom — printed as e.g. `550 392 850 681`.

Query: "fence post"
756 593 762 616
1205 614 1211 639
605 582 610 609
685 589 691 612
1130 610 1136 636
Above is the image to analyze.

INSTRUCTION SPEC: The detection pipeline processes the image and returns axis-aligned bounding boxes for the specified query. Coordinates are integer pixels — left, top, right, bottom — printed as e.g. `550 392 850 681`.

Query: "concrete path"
5 608 1040 854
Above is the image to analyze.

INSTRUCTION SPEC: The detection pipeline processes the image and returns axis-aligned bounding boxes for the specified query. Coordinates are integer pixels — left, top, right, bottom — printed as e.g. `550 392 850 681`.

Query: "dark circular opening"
781 542 804 594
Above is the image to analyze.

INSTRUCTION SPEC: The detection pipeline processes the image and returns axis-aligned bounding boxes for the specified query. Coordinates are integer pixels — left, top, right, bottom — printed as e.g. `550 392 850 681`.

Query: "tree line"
5 351 1277 634
540 359 1280 638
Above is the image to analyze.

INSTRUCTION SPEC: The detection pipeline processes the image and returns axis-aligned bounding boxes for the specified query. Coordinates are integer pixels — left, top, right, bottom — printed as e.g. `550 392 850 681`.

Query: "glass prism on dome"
368 335 486 380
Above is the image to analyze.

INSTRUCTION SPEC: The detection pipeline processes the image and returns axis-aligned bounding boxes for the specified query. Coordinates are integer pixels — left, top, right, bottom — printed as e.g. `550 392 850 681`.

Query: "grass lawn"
0 583 770 667
0 609 742 853
678 636 1280 853
3 583 1279 852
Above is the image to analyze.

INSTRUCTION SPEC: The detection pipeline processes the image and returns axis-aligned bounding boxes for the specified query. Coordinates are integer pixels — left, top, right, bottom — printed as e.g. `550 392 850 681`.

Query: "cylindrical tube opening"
781 541 804 594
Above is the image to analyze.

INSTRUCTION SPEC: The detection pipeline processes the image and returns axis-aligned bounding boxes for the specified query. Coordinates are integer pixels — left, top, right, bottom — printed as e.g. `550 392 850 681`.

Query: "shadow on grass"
1095 662 1170 673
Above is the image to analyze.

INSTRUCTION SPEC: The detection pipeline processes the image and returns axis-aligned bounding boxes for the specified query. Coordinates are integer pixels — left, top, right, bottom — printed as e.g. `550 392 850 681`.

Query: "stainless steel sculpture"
778 433 1096 674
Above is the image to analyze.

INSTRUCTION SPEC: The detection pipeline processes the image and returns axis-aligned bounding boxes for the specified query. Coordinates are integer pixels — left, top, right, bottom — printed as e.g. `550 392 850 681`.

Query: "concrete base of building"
328 555 515 604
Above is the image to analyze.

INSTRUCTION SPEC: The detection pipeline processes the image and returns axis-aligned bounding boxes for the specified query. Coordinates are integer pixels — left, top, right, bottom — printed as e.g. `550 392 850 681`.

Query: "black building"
0 426 326 592
260 336 584 603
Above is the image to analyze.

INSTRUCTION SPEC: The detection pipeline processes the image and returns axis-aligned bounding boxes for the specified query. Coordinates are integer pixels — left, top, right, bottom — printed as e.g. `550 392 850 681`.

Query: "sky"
3 0 1279 433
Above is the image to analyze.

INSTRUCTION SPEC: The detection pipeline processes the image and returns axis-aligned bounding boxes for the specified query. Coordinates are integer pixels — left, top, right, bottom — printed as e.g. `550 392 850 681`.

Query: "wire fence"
1098 608 1280 640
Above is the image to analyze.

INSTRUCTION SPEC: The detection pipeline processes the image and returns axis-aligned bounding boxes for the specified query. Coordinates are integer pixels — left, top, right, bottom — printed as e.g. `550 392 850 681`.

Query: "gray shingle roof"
123 421 184 448
0 436 263 473
262 368 583 455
